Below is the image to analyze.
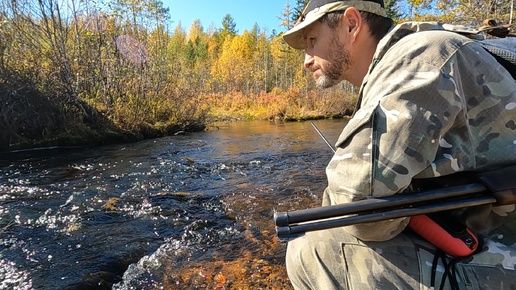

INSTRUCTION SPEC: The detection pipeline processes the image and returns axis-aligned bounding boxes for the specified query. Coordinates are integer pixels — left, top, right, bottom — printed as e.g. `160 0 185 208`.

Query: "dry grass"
202 88 357 121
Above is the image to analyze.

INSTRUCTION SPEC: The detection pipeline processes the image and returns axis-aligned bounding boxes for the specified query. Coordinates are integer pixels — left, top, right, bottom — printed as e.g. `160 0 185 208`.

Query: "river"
0 119 346 289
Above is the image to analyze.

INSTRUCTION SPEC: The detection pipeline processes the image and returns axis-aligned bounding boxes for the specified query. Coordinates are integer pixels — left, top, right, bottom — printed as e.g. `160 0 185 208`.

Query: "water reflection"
0 119 345 289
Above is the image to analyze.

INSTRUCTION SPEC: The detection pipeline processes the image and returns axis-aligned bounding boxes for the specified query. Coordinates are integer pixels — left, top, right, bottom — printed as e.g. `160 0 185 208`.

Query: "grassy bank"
204 87 357 122
0 68 206 152
0 70 357 152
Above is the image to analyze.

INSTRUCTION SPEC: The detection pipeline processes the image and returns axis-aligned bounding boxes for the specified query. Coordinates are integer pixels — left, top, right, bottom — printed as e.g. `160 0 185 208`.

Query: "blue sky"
162 0 292 34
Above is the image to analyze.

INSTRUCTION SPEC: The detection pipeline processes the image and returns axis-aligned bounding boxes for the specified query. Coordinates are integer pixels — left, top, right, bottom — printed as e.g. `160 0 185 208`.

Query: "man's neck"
348 37 378 87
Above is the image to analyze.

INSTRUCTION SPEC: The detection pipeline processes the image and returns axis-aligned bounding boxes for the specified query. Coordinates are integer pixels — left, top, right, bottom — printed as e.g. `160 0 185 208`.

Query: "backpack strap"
441 21 516 80
479 38 516 79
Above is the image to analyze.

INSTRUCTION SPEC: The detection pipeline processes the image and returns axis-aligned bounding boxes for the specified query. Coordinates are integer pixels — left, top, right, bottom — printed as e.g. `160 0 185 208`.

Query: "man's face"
303 19 351 88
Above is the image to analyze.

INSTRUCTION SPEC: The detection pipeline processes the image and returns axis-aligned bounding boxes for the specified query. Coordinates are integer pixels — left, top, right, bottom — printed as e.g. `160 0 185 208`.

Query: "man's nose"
304 53 314 70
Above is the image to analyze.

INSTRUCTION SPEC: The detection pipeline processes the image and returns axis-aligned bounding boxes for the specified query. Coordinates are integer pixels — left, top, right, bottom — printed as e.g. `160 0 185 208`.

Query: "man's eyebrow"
303 27 313 40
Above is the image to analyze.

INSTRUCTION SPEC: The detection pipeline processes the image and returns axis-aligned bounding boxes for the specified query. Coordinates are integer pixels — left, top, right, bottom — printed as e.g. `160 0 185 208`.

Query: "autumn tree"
4 0 516 150
251 25 273 93
279 1 294 30
402 0 514 25
211 30 252 93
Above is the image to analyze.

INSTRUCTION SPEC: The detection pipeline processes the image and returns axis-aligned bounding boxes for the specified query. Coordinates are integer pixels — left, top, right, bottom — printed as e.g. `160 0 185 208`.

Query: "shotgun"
274 124 516 241
274 165 516 241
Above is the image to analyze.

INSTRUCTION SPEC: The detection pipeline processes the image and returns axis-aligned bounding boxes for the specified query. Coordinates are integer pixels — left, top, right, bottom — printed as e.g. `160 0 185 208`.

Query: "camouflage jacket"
324 22 516 242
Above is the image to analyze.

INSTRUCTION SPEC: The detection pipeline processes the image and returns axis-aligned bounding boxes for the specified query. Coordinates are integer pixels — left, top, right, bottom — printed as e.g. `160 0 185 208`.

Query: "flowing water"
0 119 346 290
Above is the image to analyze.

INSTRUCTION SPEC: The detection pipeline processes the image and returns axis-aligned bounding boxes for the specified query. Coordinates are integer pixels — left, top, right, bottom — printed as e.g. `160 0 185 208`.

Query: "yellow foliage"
10 0 507 147
200 87 355 121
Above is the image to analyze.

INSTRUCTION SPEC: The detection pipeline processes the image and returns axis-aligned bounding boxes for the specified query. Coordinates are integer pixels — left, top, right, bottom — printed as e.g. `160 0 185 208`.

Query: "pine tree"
384 0 403 20
291 0 309 24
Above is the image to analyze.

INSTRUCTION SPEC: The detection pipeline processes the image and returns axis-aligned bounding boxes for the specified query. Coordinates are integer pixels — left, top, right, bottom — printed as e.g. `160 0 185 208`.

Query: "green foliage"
221 14 238 35
291 0 310 25
385 0 404 20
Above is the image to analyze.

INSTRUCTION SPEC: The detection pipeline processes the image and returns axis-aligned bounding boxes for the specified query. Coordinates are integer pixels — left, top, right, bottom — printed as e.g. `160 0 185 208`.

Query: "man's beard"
315 34 351 89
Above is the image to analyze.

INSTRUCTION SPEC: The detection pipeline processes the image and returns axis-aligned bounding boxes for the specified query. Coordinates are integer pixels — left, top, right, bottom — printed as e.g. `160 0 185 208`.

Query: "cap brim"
283 9 327 49
283 1 387 49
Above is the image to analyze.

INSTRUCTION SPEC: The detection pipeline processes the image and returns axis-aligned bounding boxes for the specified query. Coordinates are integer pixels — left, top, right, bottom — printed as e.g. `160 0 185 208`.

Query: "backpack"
479 37 516 79
442 21 516 80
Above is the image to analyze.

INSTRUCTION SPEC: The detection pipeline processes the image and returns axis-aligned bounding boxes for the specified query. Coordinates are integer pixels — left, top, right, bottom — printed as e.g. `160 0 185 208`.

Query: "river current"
0 119 345 289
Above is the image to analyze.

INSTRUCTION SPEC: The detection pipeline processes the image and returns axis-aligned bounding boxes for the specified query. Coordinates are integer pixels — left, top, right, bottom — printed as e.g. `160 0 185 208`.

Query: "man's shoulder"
377 22 483 66
388 21 482 39
381 22 483 50
398 29 476 51
394 22 477 45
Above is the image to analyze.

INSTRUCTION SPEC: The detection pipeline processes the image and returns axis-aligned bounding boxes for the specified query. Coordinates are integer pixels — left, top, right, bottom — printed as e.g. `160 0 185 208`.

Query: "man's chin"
315 77 339 89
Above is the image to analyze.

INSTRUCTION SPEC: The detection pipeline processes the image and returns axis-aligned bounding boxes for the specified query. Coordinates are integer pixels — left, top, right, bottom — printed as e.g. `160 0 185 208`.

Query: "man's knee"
286 229 347 270
285 229 421 290
285 229 351 290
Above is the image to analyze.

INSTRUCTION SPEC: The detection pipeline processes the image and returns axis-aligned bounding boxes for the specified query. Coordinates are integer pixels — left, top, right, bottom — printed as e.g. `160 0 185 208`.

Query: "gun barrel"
275 195 495 241
275 183 487 226
274 183 496 241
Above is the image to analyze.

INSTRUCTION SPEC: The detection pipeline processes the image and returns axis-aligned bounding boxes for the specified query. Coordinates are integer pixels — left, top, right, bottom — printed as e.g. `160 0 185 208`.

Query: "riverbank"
1 77 356 153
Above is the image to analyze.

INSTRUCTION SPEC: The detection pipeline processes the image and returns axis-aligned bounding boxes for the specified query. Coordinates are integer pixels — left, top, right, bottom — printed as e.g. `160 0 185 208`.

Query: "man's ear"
342 7 363 39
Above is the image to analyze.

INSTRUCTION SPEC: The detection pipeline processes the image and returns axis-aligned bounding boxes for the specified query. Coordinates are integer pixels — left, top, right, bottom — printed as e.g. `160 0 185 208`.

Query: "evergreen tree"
221 14 238 36
384 0 403 20
291 0 309 24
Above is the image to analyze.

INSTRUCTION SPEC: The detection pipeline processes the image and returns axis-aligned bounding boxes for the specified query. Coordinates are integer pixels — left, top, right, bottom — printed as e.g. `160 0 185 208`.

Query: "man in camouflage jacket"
282 0 516 289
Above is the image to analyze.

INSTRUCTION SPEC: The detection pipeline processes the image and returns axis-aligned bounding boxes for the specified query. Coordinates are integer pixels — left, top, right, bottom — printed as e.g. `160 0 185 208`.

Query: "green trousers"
286 226 516 290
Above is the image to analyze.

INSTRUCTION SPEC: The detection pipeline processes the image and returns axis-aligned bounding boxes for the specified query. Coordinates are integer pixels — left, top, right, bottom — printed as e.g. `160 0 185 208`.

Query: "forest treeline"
0 0 513 151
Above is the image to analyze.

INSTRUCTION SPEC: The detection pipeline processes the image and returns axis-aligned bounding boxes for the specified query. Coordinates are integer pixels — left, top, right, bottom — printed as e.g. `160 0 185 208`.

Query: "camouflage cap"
283 0 387 49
